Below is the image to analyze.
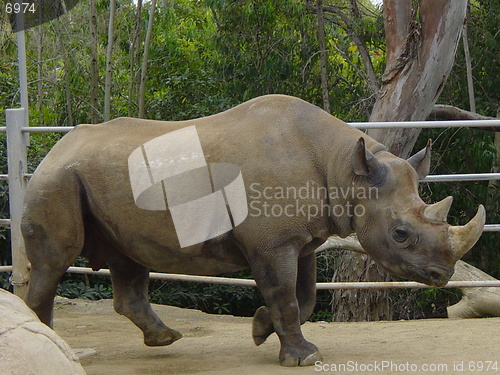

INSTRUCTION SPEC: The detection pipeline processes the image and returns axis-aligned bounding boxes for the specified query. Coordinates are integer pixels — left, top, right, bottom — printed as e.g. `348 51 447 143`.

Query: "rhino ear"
351 137 386 184
407 139 432 179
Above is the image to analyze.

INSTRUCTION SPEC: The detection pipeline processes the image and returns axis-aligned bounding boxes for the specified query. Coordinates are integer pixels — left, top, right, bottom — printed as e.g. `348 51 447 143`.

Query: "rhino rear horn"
352 137 386 184
448 205 486 259
407 139 432 179
423 196 453 222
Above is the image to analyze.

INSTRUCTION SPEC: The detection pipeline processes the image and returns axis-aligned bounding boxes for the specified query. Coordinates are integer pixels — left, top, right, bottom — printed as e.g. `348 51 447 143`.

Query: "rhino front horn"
448 205 486 259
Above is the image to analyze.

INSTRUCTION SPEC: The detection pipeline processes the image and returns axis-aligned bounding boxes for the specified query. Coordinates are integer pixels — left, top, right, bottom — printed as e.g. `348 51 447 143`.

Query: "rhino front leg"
253 252 317 346
108 253 182 346
250 247 322 367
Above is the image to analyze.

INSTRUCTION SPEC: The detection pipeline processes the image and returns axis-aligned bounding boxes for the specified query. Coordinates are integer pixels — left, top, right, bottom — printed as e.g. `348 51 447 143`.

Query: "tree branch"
428 104 500 131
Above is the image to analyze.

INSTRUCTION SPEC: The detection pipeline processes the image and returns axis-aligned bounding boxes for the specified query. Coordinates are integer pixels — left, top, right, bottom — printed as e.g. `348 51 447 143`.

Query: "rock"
0 288 86 375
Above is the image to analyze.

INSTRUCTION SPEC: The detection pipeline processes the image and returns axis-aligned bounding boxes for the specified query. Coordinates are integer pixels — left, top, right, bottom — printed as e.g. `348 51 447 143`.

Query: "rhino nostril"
428 270 442 284
429 271 441 280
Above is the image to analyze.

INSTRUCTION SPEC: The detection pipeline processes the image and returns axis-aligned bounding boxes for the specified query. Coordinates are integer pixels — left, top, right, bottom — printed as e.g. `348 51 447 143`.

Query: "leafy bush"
57 280 112 300
148 270 264 317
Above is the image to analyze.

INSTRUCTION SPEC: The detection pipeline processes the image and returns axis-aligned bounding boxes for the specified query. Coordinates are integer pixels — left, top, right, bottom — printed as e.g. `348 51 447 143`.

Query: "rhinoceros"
22 95 485 367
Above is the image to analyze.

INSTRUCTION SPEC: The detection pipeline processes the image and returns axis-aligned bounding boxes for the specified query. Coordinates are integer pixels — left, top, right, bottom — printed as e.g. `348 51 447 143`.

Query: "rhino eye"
392 226 410 243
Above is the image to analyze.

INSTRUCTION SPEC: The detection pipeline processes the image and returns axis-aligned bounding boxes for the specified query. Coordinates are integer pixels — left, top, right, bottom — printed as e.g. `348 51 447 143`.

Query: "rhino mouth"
407 265 452 287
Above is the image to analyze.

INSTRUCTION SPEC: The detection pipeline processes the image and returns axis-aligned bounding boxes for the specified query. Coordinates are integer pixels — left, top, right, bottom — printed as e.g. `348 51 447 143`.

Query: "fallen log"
317 235 500 318
446 260 500 318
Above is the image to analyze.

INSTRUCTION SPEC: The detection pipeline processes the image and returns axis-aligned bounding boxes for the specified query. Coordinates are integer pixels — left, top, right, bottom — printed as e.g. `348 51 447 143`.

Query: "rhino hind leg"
25 257 79 327
23 173 86 327
252 252 317 347
250 248 322 367
108 253 182 346
23 220 82 326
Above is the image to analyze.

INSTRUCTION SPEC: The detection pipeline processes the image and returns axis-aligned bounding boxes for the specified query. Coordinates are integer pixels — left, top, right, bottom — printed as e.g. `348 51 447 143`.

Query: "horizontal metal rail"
0 220 497 232
1 265 499 289
0 119 500 134
484 224 500 232
0 219 11 226
422 173 500 182
350 119 500 129
22 126 74 133
2 172 498 183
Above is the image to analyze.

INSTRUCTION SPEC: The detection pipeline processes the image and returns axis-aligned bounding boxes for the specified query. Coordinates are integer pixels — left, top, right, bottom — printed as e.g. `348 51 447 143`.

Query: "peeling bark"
368 0 468 158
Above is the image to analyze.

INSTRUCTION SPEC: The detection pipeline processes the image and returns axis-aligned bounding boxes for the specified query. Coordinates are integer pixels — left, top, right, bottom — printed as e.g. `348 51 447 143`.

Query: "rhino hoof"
301 351 323 366
144 329 183 346
252 306 274 346
280 350 323 367
279 341 323 367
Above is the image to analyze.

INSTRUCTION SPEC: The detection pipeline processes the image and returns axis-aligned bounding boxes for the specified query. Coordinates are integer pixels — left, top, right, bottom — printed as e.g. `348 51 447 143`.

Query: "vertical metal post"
6 108 29 297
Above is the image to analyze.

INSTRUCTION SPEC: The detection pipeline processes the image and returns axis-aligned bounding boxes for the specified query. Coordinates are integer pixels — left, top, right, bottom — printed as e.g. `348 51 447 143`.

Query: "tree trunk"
138 0 157 119
462 20 475 113
89 0 99 123
331 251 392 321
316 0 330 113
368 0 468 157
104 0 117 122
36 25 44 126
128 0 143 117
55 19 73 126
332 0 468 322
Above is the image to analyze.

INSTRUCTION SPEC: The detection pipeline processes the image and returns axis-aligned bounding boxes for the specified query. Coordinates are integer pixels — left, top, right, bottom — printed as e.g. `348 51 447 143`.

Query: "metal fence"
2 108 500 296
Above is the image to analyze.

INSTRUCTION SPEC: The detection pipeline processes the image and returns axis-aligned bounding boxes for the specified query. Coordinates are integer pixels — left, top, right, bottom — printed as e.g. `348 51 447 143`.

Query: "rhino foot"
252 306 274 346
144 328 183 347
280 341 323 367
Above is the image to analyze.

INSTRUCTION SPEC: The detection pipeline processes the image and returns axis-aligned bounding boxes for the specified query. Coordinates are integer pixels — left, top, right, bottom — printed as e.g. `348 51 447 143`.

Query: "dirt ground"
53 298 500 375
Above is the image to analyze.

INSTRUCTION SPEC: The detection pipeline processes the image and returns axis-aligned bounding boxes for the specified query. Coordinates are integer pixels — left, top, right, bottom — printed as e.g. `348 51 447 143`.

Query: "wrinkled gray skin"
22 95 484 367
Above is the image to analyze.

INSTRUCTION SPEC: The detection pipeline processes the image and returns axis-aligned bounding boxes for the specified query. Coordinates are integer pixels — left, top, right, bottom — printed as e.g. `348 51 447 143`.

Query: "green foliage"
148 270 264 316
391 288 462 320
57 280 112 300
309 309 333 322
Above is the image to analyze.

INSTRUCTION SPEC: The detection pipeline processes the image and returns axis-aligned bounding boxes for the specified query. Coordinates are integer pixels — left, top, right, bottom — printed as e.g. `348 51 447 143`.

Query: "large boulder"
0 288 86 375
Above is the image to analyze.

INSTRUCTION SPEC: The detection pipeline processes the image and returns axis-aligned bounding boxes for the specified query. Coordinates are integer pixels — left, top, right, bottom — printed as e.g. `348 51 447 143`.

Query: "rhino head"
350 137 485 287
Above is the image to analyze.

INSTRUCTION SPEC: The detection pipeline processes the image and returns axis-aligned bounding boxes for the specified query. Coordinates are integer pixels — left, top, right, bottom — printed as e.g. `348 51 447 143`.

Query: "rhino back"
25 95 374 273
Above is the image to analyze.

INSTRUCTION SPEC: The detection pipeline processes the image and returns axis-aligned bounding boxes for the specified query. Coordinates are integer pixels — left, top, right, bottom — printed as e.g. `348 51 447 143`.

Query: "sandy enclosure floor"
53 298 500 375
